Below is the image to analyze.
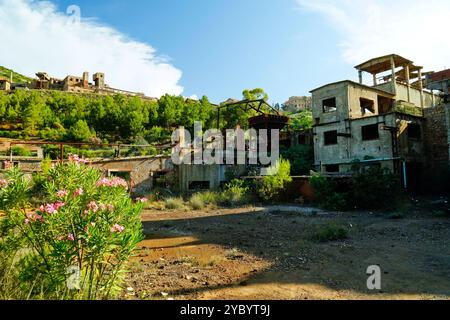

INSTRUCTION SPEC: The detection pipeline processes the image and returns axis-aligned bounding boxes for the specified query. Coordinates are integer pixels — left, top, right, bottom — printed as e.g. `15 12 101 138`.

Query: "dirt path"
124 206 450 300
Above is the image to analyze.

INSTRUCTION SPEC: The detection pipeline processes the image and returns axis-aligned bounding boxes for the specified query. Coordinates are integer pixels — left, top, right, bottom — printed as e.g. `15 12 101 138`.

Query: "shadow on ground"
126 205 450 300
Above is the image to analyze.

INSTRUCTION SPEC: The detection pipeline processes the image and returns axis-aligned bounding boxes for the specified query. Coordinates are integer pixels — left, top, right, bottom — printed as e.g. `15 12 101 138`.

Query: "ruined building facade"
311 54 445 191
31 71 151 99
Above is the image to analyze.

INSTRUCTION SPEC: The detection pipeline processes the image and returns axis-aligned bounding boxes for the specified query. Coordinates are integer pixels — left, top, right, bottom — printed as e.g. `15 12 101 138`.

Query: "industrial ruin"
1 54 449 195
311 54 450 191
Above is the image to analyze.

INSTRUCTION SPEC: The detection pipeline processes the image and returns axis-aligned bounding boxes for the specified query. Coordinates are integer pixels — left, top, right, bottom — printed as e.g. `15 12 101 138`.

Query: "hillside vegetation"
0 88 277 146
0 66 33 83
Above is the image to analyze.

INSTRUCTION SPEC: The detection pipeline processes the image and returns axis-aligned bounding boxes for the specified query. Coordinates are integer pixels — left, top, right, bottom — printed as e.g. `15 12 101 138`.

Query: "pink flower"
96 177 128 190
68 154 90 165
111 224 125 233
136 197 148 203
99 203 107 211
45 203 58 215
74 188 84 197
54 202 65 210
107 204 115 212
26 212 44 223
87 201 99 213
0 179 9 188
56 190 69 198
67 234 75 242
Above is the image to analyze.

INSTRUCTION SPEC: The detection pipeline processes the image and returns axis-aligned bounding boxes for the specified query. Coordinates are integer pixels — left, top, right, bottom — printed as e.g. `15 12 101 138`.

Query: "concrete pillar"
418 68 424 109
390 56 397 95
405 64 411 103
359 70 363 84
373 73 378 86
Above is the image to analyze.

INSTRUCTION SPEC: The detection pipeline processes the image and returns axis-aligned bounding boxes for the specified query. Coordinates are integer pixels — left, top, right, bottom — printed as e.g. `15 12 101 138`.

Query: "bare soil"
123 203 450 300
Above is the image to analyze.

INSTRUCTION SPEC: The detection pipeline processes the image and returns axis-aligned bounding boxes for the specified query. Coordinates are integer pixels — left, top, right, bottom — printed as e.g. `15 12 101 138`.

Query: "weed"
312 223 349 242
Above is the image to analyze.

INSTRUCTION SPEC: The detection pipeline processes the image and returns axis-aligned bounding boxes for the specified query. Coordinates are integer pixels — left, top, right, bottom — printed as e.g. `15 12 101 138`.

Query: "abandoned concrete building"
311 54 448 190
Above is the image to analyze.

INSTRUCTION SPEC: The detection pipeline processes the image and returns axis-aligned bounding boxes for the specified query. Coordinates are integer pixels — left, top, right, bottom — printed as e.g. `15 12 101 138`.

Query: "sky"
1 0 450 104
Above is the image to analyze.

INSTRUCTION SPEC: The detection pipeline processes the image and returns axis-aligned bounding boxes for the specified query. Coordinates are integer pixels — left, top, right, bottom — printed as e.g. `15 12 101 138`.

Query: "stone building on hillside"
283 96 312 113
32 71 153 99
0 77 11 91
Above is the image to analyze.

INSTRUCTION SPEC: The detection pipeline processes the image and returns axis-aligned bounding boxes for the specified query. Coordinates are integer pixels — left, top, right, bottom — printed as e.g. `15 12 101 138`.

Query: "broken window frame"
360 98 375 115
189 181 210 191
322 98 337 113
325 164 340 173
324 130 338 146
407 123 422 140
361 124 380 141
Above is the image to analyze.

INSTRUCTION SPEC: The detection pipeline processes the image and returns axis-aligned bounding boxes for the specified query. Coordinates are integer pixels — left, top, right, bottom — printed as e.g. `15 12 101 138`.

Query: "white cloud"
0 0 183 97
298 0 450 72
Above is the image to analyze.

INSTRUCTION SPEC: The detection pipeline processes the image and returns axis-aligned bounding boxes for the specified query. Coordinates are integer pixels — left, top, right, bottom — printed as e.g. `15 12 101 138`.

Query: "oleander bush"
0 158 144 300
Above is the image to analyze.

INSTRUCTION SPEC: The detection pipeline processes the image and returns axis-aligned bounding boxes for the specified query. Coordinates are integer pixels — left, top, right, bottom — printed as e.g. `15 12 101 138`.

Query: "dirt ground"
123 201 450 300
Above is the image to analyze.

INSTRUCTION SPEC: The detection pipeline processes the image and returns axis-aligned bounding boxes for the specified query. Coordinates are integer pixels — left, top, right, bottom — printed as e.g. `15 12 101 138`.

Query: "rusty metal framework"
216 99 281 129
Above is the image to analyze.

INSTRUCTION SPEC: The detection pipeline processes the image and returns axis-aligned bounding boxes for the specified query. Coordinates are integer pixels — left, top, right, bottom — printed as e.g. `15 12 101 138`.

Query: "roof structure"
355 54 413 74
309 80 395 96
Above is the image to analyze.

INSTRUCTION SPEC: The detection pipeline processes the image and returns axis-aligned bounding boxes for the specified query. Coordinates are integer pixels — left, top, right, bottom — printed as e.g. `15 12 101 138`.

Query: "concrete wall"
312 82 349 124
178 164 247 194
90 156 172 195
0 158 42 172
394 83 435 108
313 114 396 171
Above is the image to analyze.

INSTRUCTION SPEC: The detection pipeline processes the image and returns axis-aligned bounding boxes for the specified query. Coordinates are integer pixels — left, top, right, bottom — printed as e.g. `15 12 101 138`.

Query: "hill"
0 66 33 83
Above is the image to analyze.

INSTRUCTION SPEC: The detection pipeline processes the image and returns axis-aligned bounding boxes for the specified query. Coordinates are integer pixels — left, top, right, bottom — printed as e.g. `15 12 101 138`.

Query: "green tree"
69 120 93 142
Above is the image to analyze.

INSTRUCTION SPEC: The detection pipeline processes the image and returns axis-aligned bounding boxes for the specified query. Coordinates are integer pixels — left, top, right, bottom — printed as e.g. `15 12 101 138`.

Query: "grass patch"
312 222 349 242
164 197 186 210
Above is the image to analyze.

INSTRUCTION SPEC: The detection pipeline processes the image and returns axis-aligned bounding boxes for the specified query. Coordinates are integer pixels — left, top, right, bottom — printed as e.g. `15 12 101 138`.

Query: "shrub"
255 159 293 203
310 167 403 211
164 197 186 210
312 223 349 242
189 194 206 210
280 145 314 175
198 191 220 206
11 146 32 157
0 161 143 300
220 179 251 207
310 175 350 211
351 166 402 209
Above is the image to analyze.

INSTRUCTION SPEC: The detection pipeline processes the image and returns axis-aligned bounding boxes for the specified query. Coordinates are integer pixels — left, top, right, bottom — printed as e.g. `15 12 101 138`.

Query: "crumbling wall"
423 104 450 191
90 156 172 195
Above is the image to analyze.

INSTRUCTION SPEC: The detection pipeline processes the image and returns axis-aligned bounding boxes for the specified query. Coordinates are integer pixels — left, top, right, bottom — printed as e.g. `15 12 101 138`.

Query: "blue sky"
2 0 449 104
49 0 353 103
